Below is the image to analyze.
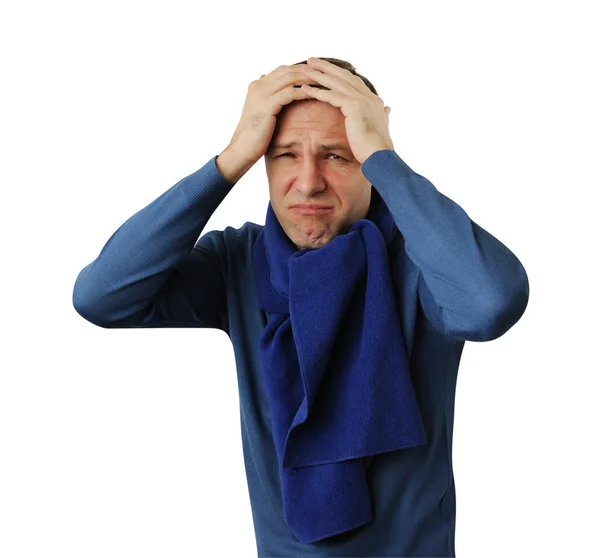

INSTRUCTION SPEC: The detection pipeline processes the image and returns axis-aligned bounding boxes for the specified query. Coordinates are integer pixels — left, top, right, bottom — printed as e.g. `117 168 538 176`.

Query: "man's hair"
291 57 378 96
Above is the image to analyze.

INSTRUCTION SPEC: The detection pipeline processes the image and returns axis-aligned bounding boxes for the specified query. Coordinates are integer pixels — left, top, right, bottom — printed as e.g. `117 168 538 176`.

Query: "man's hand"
299 57 394 164
218 64 320 184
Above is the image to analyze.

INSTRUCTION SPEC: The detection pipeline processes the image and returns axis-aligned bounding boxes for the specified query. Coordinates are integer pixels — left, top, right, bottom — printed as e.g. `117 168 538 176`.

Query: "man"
73 57 529 557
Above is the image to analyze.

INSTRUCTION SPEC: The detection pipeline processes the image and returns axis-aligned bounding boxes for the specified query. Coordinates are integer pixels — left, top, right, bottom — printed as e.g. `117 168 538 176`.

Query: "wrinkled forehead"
271 101 347 144
278 98 342 121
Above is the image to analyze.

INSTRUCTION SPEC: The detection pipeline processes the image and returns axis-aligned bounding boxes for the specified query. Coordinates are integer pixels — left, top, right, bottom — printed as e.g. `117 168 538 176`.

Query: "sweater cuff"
179 155 236 209
361 149 416 184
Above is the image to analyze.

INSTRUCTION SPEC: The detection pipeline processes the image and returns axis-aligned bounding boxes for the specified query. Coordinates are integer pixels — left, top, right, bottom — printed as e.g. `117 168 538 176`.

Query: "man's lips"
289 203 334 215
289 203 333 209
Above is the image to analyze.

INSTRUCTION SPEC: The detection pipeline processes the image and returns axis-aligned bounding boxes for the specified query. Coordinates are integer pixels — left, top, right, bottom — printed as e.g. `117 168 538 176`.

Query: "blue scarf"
253 187 427 544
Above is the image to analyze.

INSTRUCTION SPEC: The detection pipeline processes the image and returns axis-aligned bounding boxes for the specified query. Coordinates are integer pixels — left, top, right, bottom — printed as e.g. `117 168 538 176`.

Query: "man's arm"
361 149 529 342
72 155 236 332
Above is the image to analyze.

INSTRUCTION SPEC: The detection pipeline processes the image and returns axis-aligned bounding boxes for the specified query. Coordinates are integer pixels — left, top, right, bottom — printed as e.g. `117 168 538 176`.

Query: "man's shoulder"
222 221 264 253
194 221 264 256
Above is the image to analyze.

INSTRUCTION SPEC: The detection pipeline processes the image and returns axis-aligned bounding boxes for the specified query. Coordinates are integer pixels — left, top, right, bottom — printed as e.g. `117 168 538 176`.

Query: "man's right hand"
216 64 319 184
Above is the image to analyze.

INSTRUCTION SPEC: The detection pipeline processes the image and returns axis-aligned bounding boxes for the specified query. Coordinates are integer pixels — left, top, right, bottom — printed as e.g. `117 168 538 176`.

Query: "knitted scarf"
252 187 427 544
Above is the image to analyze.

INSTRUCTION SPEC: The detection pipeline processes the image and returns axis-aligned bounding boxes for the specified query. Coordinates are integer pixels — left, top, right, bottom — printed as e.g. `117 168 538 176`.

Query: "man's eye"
278 153 344 160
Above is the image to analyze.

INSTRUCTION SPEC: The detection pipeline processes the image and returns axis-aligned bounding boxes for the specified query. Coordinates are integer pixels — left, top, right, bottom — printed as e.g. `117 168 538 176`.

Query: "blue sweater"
73 149 529 557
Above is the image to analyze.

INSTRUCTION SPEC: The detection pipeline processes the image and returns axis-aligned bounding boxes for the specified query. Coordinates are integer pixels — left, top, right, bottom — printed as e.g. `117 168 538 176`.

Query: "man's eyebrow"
268 141 351 152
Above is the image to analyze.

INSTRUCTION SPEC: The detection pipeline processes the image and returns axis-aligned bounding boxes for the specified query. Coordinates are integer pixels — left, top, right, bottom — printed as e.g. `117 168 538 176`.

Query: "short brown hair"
291 57 378 96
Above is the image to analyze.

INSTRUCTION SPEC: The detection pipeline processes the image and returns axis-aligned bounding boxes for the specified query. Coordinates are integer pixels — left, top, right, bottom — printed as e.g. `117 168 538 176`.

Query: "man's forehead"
270 103 350 153
279 99 344 122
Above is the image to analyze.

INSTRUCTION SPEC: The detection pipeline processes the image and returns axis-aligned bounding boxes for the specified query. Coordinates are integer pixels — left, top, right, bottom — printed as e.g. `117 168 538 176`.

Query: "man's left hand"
300 57 394 164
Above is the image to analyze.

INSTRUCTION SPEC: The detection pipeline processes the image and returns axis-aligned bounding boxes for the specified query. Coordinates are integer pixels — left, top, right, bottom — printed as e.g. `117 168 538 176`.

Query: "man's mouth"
289 204 334 215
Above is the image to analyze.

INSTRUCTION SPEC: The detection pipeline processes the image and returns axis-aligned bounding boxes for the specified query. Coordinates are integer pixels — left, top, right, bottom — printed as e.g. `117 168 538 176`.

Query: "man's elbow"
475 274 530 341
72 299 113 328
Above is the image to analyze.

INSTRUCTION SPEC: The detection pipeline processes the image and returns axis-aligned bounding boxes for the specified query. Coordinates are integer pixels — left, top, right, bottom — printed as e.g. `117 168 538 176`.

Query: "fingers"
253 65 317 114
258 65 317 92
272 83 313 109
274 68 319 94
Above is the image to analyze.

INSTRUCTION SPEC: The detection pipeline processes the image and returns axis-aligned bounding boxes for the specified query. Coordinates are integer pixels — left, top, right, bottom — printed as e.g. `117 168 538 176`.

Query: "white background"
1 1 598 556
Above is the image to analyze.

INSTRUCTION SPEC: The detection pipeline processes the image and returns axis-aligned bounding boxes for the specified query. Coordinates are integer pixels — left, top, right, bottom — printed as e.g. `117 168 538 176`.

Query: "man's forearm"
72 156 234 326
361 149 529 341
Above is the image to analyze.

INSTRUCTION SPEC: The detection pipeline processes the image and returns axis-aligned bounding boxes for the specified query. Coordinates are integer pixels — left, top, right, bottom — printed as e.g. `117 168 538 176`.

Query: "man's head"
264 58 379 251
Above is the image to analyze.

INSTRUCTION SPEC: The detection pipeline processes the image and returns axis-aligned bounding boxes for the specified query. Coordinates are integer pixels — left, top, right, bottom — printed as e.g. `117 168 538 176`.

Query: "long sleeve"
361 149 529 342
72 155 235 332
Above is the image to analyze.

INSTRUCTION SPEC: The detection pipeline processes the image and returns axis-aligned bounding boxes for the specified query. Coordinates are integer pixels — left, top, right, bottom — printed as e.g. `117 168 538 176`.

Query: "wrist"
216 146 255 185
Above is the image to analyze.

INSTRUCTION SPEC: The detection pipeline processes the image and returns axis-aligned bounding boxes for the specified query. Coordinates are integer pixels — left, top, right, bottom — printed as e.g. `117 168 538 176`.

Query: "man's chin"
293 232 336 251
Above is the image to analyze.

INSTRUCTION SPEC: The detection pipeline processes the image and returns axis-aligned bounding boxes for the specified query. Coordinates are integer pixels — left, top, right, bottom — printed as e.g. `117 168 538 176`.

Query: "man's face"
264 99 372 251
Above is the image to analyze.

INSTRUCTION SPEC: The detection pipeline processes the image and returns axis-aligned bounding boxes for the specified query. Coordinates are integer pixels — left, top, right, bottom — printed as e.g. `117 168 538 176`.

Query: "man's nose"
294 160 327 196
